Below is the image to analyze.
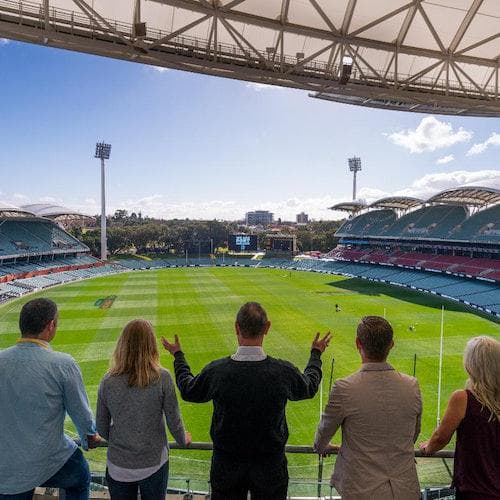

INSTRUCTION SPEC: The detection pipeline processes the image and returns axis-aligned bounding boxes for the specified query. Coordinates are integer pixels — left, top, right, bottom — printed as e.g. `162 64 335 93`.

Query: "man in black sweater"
162 301 331 500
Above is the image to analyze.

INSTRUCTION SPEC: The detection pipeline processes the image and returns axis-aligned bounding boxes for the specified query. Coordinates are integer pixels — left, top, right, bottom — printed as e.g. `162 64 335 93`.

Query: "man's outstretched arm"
288 332 331 401
162 335 213 403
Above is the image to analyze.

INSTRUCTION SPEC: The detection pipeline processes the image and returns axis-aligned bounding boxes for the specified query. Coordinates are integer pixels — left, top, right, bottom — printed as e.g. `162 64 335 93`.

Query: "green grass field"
0 267 498 495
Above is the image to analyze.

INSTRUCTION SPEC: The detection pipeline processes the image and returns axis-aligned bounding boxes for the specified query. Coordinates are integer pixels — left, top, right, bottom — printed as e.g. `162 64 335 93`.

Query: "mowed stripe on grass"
0 267 498 489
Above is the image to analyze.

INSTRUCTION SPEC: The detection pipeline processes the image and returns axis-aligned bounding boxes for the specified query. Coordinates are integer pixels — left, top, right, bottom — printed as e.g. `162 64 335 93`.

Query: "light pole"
348 156 362 201
95 142 111 261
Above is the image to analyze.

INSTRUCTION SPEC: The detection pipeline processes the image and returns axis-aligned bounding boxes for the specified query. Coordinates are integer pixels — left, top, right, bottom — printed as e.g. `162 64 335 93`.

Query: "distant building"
296 212 309 224
245 210 274 226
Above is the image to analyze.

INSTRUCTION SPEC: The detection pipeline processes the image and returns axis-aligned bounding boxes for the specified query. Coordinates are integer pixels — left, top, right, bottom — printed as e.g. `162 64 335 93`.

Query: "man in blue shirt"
0 298 99 499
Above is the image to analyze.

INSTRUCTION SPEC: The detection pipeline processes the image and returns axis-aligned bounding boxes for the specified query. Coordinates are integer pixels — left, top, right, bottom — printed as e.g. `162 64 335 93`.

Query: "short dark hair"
356 316 393 361
19 299 58 338
236 302 268 338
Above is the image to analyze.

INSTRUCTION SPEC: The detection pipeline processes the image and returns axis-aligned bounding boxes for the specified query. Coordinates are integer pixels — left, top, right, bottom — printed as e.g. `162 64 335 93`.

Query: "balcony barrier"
46 441 456 499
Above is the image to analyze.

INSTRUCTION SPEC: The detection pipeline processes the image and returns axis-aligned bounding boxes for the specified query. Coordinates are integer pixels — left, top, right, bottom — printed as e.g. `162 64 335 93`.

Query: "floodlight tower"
95 142 112 261
348 156 362 201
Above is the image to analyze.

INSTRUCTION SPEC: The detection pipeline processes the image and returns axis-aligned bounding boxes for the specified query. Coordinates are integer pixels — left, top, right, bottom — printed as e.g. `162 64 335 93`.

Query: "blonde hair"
464 336 500 422
109 319 161 388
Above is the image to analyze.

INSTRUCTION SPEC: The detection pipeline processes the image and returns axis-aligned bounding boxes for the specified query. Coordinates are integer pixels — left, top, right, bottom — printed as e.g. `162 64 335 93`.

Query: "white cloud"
387 116 472 153
0 38 9 45
395 169 500 199
245 82 283 92
436 154 454 165
12 193 29 202
3 170 498 222
466 132 500 156
152 66 170 73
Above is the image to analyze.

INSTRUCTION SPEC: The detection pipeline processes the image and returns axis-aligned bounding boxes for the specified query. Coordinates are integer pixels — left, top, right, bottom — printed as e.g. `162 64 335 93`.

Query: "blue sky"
0 39 498 220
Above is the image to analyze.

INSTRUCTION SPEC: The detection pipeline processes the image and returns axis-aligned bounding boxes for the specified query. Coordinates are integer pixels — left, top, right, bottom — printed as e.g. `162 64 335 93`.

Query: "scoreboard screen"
229 234 257 252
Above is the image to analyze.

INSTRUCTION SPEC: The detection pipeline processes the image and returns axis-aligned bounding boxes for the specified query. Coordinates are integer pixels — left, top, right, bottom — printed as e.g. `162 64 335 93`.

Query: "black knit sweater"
173 349 322 459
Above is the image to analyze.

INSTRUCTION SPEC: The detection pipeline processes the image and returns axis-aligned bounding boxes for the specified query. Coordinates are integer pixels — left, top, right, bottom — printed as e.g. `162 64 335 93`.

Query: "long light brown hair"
464 336 500 422
109 319 161 388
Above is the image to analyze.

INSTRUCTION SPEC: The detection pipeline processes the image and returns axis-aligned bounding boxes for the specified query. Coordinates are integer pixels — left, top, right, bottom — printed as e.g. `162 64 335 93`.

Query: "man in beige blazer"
314 316 422 500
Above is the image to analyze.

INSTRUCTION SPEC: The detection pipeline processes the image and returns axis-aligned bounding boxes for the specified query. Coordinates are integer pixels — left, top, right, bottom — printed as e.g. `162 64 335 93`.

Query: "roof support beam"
222 0 248 10
72 0 141 52
453 62 491 98
308 0 338 34
396 1 419 45
417 2 446 54
149 0 495 67
43 0 50 32
285 41 334 74
148 13 212 50
341 0 357 35
218 16 270 68
351 1 418 39
448 0 483 53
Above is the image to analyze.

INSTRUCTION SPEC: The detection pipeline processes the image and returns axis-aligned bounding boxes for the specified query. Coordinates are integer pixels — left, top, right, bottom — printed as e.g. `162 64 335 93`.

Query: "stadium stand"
0 219 87 258
450 204 500 243
335 187 500 245
335 209 397 238
326 186 499 317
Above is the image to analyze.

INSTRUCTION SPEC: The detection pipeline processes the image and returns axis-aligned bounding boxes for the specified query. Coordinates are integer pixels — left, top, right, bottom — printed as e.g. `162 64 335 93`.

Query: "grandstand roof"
329 201 367 213
427 186 500 207
0 203 35 218
0 1 498 116
21 204 94 222
369 196 424 210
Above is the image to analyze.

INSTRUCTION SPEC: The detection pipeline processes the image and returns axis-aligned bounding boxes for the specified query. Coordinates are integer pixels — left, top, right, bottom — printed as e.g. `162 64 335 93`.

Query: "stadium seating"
450 204 500 244
0 219 87 257
336 210 397 237
335 202 499 245
0 255 99 278
380 205 466 239
330 247 500 280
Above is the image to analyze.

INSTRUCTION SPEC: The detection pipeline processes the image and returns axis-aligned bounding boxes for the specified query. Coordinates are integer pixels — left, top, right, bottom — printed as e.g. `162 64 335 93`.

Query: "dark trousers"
0 448 90 500
105 461 169 500
455 488 500 500
210 453 288 500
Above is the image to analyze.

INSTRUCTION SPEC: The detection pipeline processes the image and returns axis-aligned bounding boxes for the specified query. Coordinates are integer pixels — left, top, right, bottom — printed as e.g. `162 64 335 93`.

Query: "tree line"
70 211 343 256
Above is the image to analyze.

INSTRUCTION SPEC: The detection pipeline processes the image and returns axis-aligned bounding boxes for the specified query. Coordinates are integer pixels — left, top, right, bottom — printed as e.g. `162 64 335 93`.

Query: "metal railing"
69 441 456 499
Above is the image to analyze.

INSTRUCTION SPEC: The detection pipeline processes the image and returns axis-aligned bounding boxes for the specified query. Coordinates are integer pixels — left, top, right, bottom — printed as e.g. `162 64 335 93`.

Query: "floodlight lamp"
95 142 112 160
348 156 362 172
342 56 353 66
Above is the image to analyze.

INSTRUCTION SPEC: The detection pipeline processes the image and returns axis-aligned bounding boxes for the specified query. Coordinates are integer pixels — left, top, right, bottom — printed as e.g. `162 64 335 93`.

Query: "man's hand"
312 332 332 353
185 431 192 447
87 433 103 449
419 441 431 455
161 335 182 356
317 443 339 457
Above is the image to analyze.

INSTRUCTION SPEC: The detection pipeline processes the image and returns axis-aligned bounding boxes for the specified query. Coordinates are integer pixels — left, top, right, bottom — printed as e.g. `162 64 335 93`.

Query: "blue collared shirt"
0 339 95 494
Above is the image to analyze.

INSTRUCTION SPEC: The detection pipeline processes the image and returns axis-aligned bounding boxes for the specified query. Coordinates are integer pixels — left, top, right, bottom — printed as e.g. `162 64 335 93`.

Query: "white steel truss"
0 0 498 116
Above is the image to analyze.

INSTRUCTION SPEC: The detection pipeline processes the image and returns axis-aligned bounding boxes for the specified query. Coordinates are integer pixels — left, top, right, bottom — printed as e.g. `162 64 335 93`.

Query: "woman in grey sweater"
96 319 190 500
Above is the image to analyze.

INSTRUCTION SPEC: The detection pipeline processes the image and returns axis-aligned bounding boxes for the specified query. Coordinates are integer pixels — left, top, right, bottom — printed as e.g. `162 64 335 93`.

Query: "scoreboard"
229 234 257 252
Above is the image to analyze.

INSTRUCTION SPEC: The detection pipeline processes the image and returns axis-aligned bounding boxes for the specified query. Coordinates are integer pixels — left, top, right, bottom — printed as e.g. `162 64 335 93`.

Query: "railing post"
317 455 323 498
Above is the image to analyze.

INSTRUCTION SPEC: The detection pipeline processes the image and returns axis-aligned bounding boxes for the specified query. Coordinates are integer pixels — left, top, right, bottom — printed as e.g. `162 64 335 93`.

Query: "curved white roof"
427 186 500 206
0 202 36 217
0 0 498 116
329 201 367 213
369 196 424 210
21 204 94 221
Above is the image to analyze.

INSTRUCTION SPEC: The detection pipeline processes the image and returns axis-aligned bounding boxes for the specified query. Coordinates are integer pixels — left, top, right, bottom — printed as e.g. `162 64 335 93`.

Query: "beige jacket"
314 362 422 500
